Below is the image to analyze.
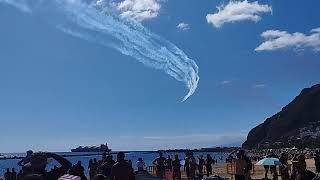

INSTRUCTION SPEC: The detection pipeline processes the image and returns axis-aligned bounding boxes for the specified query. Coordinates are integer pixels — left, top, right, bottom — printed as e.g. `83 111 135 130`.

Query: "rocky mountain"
243 84 320 149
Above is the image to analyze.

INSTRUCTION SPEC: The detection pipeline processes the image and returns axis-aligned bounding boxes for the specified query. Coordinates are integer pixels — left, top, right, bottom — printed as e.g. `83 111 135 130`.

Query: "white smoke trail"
0 0 199 101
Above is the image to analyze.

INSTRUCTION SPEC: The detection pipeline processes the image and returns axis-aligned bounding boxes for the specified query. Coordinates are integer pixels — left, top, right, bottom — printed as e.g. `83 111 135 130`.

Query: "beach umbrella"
256 158 282 166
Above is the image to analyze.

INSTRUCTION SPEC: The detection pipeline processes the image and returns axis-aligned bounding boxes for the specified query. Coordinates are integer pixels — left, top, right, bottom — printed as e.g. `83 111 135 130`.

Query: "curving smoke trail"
0 0 199 101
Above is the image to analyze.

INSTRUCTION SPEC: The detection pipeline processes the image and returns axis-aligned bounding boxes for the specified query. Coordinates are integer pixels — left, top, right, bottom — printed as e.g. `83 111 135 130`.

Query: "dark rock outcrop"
243 84 320 149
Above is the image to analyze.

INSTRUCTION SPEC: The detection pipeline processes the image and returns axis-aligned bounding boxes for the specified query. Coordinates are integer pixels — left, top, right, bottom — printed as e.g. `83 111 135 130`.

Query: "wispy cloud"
0 0 31 12
206 0 272 28
1 0 199 101
177 22 190 31
255 28 320 52
117 0 161 22
252 84 266 88
218 80 233 86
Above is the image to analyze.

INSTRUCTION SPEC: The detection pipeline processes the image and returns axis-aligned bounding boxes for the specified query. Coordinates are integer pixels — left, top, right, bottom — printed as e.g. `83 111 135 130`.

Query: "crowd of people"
256 150 320 180
1 151 135 180
151 151 219 180
0 150 221 180
2 149 320 180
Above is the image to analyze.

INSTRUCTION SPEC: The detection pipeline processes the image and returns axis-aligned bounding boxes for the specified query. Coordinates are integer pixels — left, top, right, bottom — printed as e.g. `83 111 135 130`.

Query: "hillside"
243 84 320 149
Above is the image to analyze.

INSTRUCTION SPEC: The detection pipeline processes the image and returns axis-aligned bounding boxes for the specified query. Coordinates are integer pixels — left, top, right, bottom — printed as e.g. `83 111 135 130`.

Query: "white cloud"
177 22 190 31
206 0 272 28
117 0 161 21
255 28 320 52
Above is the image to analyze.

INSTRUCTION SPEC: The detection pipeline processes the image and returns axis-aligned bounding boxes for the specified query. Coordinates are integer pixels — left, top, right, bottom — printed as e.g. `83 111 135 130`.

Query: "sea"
0 151 228 178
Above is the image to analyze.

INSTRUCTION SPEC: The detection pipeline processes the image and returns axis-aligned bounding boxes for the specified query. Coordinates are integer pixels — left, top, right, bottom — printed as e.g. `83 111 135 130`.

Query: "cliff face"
242 84 320 149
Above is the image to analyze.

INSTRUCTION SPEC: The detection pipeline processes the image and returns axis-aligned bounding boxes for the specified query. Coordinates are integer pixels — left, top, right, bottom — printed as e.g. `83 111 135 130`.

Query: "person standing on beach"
229 150 248 180
18 150 33 168
295 154 315 180
89 159 95 180
172 155 181 180
152 152 166 178
98 155 116 177
166 155 173 170
91 158 99 177
205 154 213 177
17 170 23 180
197 155 205 178
110 152 133 180
185 151 197 180
279 153 289 180
268 150 278 180
137 158 146 171
4 168 11 180
11 168 17 180
184 152 190 178
314 150 320 173
70 161 86 180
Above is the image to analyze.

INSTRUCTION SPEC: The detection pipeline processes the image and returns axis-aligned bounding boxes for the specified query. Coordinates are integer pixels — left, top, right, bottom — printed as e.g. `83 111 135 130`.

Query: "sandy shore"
175 159 317 179
213 159 315 179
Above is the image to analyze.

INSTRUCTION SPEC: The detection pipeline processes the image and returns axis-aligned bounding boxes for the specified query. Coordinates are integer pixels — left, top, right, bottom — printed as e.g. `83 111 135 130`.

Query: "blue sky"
0 0 319 152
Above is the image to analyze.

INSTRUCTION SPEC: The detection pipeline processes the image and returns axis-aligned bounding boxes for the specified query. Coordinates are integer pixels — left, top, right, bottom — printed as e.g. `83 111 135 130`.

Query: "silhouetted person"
128 160 133 171
22 152 71 180
70 161 86 180
229 150 247 180
91 158 99 177
267 150 278 180
296 154 315 180
243 155 252 180
197 155 205 178
137 158 146 171
102 152 107 161
110 152 133 180
89 159 95 179
205 154 213 177
11 168 17 180
17 170 23 180
152 152 166 178
315 150 320 173
166 155 173 170
185 152 197 180
184 152 190 178
4 168 11 180
279 153 289 180
172 155 181 180
98 155 115 177
18 150 33 167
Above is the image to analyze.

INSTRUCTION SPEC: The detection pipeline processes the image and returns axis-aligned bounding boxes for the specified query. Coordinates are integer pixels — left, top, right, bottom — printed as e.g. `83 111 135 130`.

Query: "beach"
202 159 317 180
1 150 319 179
